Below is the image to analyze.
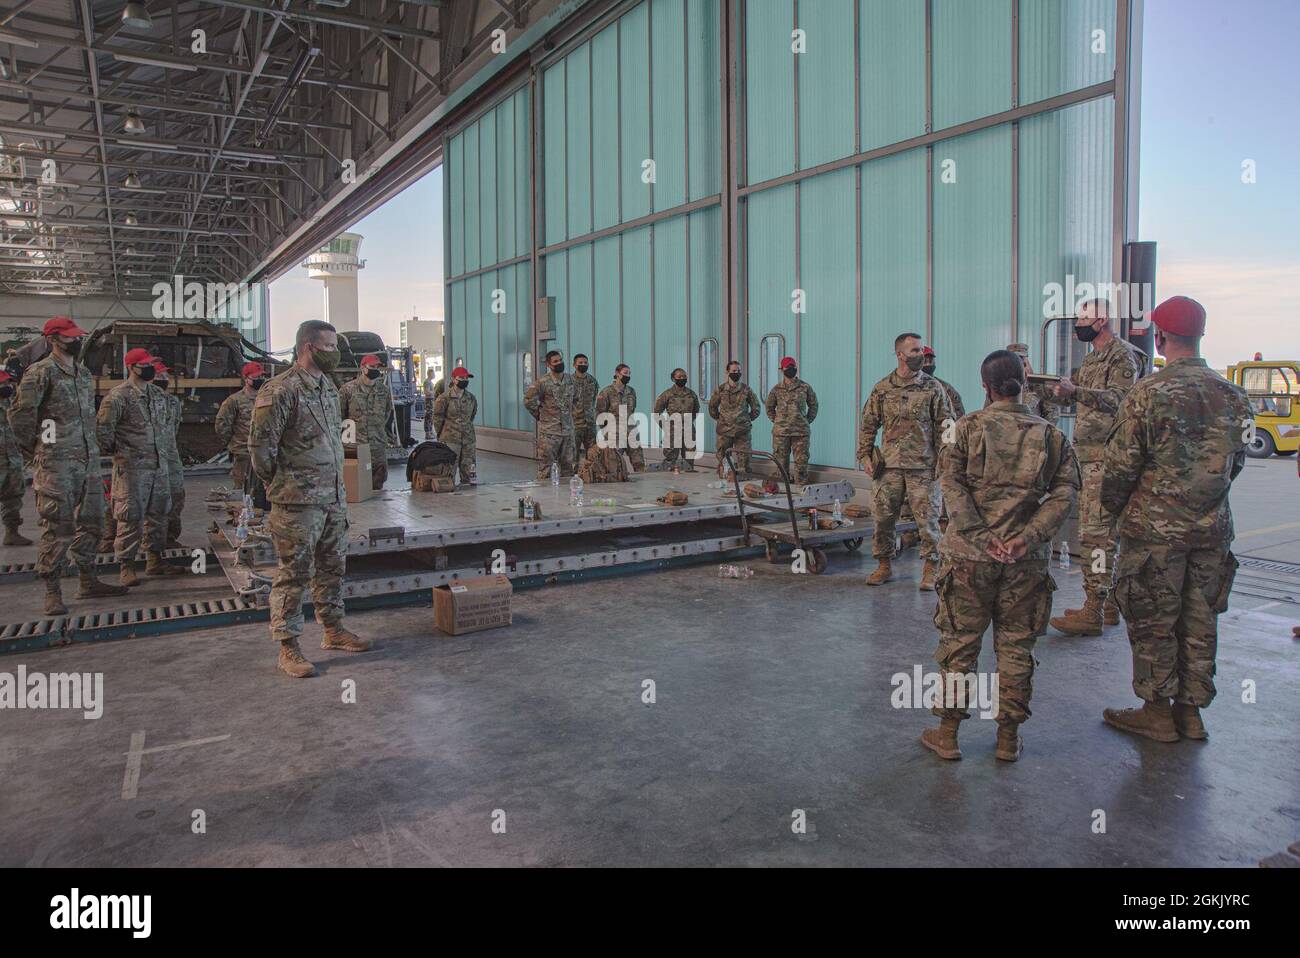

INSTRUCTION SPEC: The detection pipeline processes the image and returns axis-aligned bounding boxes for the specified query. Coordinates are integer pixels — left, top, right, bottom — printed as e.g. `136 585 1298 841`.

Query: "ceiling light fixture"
123 171 142 189
124 213 138 226
123 110 146 135
120 2 153 31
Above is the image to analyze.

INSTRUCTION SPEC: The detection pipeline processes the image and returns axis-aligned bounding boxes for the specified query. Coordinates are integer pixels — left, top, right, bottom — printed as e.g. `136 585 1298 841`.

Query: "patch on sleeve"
254 388 275 409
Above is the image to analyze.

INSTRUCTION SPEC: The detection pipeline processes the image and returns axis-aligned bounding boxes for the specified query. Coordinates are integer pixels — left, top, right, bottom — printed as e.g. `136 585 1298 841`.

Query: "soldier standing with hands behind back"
654 368 701 472
709 360 761 477
433 366 478 484
596 364 644 473
765 357 818 484
339 354 400 490
0 371 30 547
525 350 577 480
216 362 264 492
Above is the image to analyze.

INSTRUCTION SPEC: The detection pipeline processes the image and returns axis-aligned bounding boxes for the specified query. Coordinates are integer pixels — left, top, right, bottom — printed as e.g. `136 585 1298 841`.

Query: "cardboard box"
344 445 375 503
433 576 513 636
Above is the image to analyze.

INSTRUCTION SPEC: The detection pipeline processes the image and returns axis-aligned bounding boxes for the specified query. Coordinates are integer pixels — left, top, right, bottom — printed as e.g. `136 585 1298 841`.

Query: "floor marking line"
121 730 146 800
1234 520 1300 540
133 734 231 756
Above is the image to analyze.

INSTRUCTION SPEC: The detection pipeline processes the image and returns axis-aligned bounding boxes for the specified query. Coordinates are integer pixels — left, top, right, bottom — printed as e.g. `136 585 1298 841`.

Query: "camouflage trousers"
1 453 24 529
424 408 435 439
536 431 576 481
163 459 184 544
369 443 389 490
1078 460 1118 600
34 459 103 577
932 558 1056 724
716 432 753 475
268 502 348 642
111 464 170 559
574 424 598 464
1114 541 1235 707
621 444 646 472
872 468 941 561
443 436 477 483
230 454 251 493
771 434 810 483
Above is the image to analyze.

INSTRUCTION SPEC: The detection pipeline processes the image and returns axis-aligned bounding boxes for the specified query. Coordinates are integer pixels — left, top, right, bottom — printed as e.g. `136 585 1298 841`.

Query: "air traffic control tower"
303 232 366 333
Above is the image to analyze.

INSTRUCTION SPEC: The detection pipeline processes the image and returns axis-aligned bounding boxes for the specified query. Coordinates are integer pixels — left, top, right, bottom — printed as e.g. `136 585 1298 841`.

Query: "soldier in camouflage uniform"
0 371 30 547
250 320 370 679
1050 300 1142 635
432 365 478 484
765 357 818 484
922 350 1080 762
572 354 600 464
708 360 762 476
577 444 628 484
9 317 126 614
339 354 400 490
215 361 264 492
921 347 965 419
654 369 702 472
525 350 578 480
1100 297 1251 743
858 333 953 591
595 364 645 472
150 361 186 548
98 348 183 586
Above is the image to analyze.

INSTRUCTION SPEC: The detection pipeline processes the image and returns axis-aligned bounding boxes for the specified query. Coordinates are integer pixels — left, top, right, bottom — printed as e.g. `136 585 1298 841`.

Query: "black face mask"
55 337 81 359
250 379 265 390
673 378 687 388
1075 323 1101 343
619 375 631 386
922 364 937 376
783 367 797 378
455 379 469 390
729 372 741 382
0 385 12 399
136 365 156 382
366 369 383 380
575 364 588 374
550 362 564 375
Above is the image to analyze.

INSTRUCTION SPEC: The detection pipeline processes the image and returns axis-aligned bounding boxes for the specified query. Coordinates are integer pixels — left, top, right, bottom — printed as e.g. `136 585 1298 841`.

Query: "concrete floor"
0 453 1296 866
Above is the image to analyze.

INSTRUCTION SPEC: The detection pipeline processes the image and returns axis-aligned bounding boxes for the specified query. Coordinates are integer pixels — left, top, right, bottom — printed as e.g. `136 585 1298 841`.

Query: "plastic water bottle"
569 475 584 507
1059 540 1071 570
591 497 616 507
832 498 843 523
235 519 248 546
718 564 754 579
550 462 560 486
524 498 535 521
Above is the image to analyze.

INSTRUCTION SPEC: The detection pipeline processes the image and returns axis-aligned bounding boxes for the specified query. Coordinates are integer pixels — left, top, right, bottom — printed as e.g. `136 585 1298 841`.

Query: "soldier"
339 354 400 490
0 371 30 546
98 347 183 585
654 369 702 472
8 318 127 614
423 374 445 439
250 320 370 678
858 333 953 590
1049 299 1141 636
922 350 1080 762
595 364 644 473
215 362 264 493
151 360 186 548
572 353 600 464
524 350 577 480
433 365 478 484
708 360 762 477
921 347 965 419
765 357 819 485
1100 297 1251 742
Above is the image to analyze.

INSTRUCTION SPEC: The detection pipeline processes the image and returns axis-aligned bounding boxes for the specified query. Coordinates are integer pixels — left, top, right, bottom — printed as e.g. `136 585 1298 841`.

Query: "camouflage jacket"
215 388 257 456
577 446 628 484
524 372 577 436
339 375 399 449
765 378 818 438
1072 336 1140 461
154 386 183 468
939 401 1081 562
708 380 762 438
1101 358 1252 549
857 371 951 470
933 377 966 419
571 373 600 429
983 383 1060 422
653 384 701 417
433 388 478 444
595 380 638 419
249 365 346 506
97 379 167 471
8 353 99 467
0 396 20 465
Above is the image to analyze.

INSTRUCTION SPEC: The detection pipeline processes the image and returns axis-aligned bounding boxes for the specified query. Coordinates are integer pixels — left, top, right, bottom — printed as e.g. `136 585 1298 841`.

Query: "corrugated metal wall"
443 0 1124 470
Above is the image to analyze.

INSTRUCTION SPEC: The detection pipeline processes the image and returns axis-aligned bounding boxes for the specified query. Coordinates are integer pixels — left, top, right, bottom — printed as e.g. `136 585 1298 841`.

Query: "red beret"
123 347 154 366
242 361 265 379
1151 296 1206 337
922 346 936 357
779 356 797 369
360 354 383 368
452 366 473 379
0 371 11 383
44 316 87 337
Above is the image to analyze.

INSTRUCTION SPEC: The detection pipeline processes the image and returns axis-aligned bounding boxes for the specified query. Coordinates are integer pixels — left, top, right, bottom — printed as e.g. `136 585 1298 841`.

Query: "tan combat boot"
920 717 962 760
3 524 31 546
1050 592 1104 637
321 625 372 652
919 558 938 592
1102 698 1179 743
995 723 1024 762
43 578 67 616
78 569 130 598
119 562 142 588
1103 593 1121 626
1172 702 1208 740
145 551 187 576
278 639 317 678
865 558 894 586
